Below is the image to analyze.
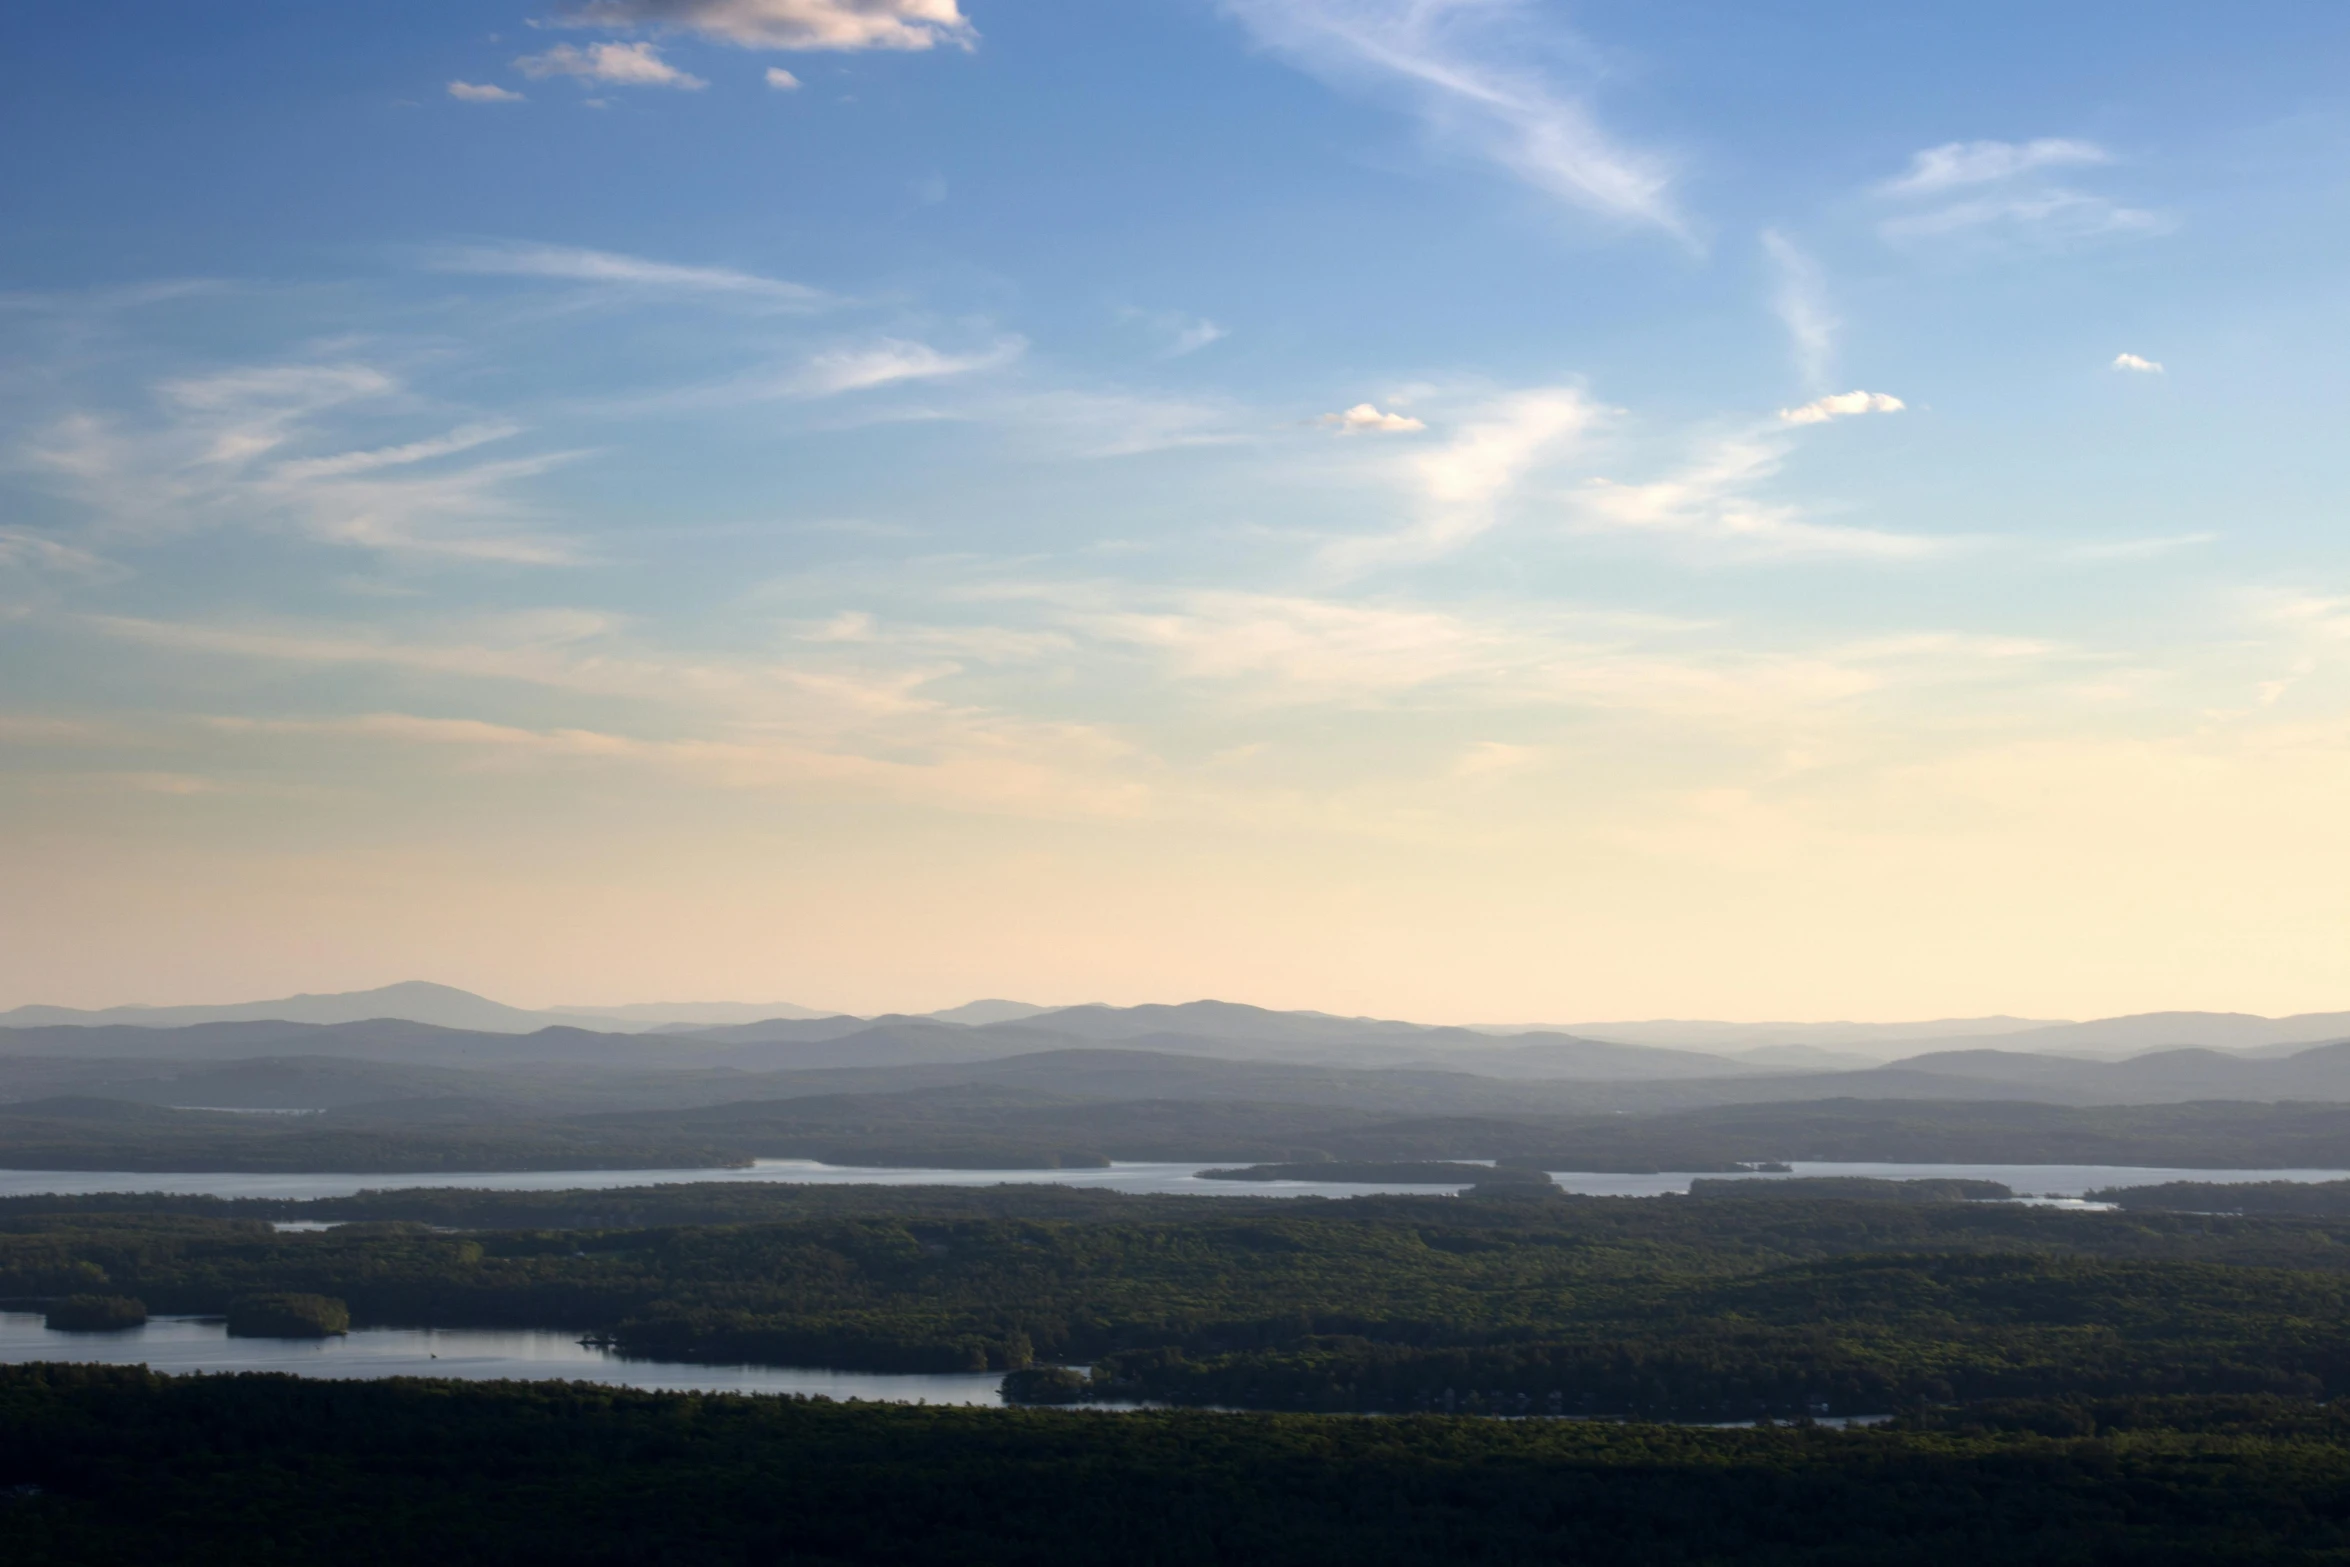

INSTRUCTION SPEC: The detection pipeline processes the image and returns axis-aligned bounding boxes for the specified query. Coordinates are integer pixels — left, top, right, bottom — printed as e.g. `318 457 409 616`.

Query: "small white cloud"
1321 403 1426 434
1877 138 2110 198
765 66 802 88
517 41 707 88
2113 352 2165 374
1778 390 1905 426
553 0 975 52
448 81 526 102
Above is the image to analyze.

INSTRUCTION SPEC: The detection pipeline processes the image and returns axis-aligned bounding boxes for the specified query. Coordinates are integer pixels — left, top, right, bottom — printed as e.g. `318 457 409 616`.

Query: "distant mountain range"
0 983 1039 1035
5 996 2350 1116
0 982 636 1034
7 984 2349 1067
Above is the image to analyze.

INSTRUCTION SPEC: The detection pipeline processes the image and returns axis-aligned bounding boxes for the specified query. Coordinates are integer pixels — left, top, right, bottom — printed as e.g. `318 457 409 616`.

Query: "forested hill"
20 1185 2350 1418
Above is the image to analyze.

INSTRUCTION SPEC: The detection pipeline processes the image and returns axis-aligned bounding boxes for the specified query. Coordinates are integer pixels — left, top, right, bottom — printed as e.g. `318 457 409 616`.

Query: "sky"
4 0 2350 1021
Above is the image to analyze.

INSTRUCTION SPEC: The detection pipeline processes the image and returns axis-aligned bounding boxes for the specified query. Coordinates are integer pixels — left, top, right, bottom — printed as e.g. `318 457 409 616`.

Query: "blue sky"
4 0 2349 1019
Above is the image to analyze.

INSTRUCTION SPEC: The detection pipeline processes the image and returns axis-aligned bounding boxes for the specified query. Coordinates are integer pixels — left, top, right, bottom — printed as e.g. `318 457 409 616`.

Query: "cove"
0 1311 1010 1403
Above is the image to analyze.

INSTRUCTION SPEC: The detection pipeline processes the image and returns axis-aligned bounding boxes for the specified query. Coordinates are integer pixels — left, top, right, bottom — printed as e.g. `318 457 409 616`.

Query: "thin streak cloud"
1221 0 1686 240
1876 138 2110 197
1761 231 1836 390
430 244 828 307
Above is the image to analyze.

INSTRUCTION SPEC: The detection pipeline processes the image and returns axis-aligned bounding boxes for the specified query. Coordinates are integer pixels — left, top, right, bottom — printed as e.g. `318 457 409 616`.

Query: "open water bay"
0 1311 1010 1402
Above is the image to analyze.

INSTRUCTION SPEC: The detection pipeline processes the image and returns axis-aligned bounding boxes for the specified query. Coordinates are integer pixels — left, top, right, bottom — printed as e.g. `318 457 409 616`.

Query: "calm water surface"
0 1160 1477 1201
0 1312 1009 1401
0 1160 2340 1202
1544 1162 2350 1200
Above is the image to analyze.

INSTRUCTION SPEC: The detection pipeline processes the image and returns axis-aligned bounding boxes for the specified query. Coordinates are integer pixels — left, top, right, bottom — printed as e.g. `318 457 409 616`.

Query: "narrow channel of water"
0 1159 2341 1203
0 1161 1476 1201
0 1312 1009 1402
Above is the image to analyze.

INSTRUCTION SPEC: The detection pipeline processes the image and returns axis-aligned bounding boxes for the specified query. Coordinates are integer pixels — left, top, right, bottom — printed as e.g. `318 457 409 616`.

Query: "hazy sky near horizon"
4 1 2350 1020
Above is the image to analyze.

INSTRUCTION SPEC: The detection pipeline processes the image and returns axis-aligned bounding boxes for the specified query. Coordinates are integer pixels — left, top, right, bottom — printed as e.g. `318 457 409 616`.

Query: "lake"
0 1159 2342 1203
1547 1162 2350 1200
0 1159 1477 1201
0 1311 1010 1402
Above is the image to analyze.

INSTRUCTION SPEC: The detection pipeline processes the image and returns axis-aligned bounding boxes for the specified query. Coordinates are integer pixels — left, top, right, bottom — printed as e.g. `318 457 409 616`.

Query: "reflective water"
0 1159 2340 1203
0 1160 1479 1201
0 1312 1009 1402
1543 1162 2350 1199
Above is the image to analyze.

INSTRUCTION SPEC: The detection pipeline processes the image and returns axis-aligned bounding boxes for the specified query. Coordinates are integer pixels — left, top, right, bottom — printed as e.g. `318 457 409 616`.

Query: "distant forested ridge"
16 1187 2350 1415
16 1086 2350 1172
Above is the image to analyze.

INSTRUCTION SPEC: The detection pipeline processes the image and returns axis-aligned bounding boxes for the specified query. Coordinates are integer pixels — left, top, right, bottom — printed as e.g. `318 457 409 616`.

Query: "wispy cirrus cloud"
989 580 2067 731
22 362 580 564
552 0 974 52
97 606 1152 822
1876 138 2109 198
792 337 1025 396
1576 429 1937 561
448 81 527 103
1873 137 2168 247
1322 386 1604 572
428 243 828 308
977 387 1251 459
1311 378 1930 572
1220 0 1686 241
1761 230 1835 390
2064 532 2213 562
1121 307 1226 359
0 530 114 577
1571 392 1934 561
272 422 523 482
0 529 121 618
1881 190 2169 244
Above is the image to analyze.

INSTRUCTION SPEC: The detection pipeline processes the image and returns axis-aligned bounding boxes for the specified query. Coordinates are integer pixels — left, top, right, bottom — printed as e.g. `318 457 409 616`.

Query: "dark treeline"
10 1368 2350 1565
0 1098 750 1173
0 1181 1167 1230
20 1189 2350 1413
18 1082 2350 1172
2096 1179 2350 1216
